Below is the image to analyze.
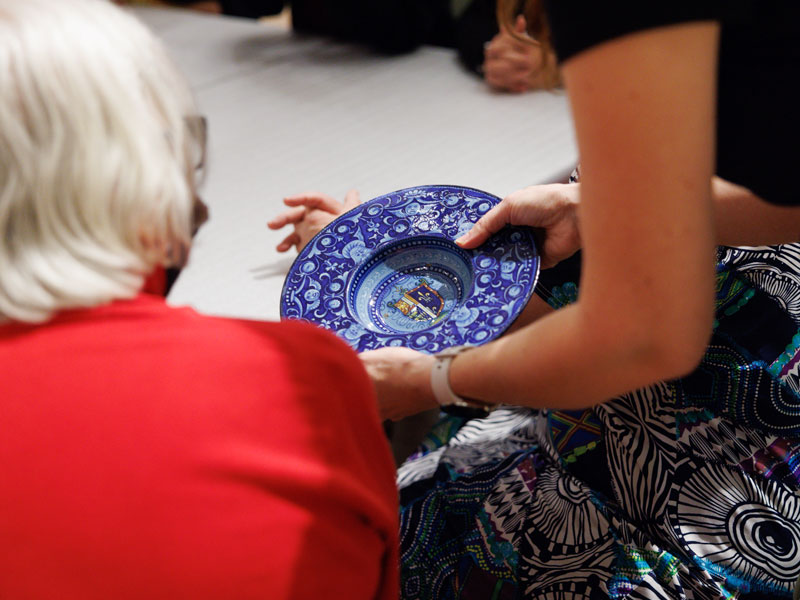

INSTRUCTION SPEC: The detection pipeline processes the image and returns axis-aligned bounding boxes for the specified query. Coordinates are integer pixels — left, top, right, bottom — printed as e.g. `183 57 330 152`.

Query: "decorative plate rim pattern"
280 185 540 353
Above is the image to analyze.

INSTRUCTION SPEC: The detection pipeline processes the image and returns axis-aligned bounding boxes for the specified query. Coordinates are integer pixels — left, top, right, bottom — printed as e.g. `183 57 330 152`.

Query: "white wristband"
430 345 494 412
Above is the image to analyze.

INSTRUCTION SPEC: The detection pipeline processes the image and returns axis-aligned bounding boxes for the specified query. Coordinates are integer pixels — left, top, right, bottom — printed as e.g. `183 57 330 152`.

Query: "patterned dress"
397 242 800 599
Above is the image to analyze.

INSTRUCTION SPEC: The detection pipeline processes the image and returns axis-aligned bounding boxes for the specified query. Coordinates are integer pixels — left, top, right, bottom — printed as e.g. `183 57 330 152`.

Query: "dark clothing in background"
218 0 283 19
291 0 500 73
543 1 800 206
292 0 455 55
173 0 501 74
166 0 283 18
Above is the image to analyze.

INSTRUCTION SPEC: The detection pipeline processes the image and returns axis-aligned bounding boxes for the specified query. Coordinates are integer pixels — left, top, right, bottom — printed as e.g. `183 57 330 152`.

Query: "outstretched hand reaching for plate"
267 189 361 253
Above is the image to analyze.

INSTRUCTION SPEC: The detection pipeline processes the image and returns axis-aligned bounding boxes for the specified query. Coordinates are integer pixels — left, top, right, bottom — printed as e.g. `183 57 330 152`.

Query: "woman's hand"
267 189 361 253
360 347 438 421
483 15 553 93
457 183 581 268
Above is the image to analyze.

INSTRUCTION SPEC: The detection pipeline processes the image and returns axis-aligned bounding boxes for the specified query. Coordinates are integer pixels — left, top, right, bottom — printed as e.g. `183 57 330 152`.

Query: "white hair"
0 0 201 322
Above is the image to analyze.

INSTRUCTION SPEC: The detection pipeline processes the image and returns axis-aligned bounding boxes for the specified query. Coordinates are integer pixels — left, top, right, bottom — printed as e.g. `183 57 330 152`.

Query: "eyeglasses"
184 114 208 171
184 115 209 234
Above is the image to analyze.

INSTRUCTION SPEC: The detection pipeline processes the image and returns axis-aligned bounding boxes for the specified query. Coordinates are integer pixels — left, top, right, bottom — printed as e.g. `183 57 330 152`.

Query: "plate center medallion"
389 279 444 323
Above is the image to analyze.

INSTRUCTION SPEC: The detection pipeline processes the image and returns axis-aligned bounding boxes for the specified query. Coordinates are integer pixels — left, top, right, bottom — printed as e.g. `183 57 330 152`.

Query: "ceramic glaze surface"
280 185 539 353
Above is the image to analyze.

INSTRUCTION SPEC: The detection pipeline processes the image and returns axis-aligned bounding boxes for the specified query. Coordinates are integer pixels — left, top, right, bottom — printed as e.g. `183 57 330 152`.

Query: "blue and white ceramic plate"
280 185 539 353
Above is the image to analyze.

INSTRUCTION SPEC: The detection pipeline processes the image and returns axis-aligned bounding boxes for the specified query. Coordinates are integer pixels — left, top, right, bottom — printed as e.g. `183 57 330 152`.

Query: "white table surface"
131 6 577 321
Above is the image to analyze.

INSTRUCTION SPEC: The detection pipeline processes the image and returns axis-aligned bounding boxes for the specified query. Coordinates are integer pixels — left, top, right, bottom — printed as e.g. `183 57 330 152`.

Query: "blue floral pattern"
280 186 540 353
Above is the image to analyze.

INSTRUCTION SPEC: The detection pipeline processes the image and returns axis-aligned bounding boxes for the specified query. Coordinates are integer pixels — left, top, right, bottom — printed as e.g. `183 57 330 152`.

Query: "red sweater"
0 295 398 600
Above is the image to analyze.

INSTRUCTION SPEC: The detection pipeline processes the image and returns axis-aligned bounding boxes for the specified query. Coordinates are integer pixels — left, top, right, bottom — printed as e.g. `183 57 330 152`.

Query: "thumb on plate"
456 204 507 248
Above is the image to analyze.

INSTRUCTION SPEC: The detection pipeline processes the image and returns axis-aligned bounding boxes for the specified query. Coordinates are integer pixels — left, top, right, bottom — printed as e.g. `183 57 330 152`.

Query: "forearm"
389 24 744 414
713 176 800 246
448 23 721 410
503 294 555 334
449 294 706 410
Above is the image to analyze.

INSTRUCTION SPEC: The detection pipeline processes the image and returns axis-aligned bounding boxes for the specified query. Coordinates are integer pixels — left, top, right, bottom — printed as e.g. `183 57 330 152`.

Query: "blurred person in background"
117 0 553 92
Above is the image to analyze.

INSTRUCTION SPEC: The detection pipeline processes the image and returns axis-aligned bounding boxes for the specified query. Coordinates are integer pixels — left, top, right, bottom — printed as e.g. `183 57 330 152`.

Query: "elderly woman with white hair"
0 1 398 599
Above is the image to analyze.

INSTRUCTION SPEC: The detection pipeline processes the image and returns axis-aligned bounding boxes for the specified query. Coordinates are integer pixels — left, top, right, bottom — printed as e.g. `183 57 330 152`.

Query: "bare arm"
713 177 800 246
454 22 720 408
365 22 721 416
